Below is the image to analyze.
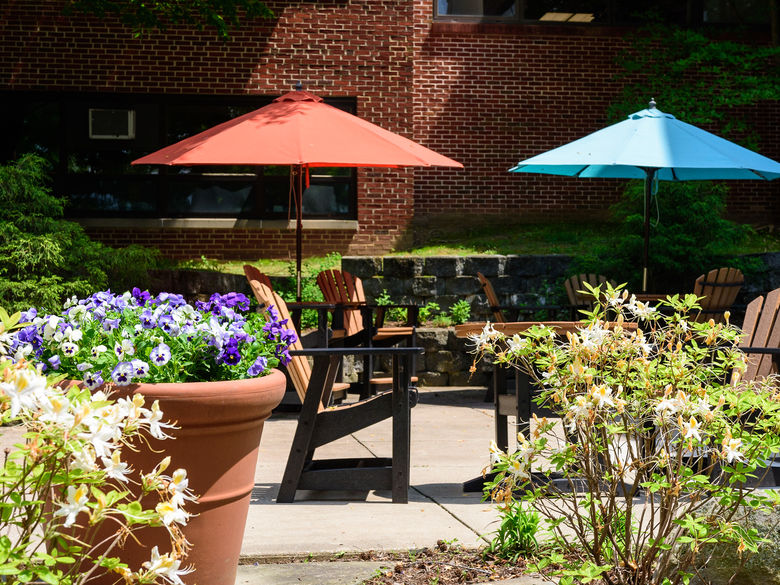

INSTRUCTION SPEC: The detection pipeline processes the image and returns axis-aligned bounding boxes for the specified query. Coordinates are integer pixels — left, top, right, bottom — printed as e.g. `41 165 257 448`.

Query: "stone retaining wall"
149 252 780 388
342 254 576 321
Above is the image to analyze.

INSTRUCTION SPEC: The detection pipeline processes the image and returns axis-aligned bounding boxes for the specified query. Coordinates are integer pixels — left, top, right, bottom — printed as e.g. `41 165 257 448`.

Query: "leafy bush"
473 286 780 585
484 498 541 563
575 182 755 291
0 307 194 584
273 252 341 329
0 154 164 313
448 300 471 325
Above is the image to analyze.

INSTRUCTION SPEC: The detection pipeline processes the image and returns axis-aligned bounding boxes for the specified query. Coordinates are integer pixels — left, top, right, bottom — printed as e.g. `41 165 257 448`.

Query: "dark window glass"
434 0 772 27
1 92 358 220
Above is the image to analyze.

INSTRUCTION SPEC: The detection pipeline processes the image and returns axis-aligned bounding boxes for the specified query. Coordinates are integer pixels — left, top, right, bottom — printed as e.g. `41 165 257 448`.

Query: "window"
434 0 773 27
0 92 357 220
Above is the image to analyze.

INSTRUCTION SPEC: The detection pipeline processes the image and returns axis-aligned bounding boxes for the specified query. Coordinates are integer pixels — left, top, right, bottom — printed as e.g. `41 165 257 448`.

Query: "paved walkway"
237 385 549 583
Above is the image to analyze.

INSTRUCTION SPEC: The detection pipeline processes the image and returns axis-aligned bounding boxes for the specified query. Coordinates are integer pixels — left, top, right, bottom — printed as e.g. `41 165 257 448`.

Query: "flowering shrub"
0 357 194 584
471 285 780 585
6 289 296 386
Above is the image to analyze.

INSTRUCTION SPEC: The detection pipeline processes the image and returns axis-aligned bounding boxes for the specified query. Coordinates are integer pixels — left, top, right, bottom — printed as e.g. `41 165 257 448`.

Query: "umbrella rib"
573 166 590 177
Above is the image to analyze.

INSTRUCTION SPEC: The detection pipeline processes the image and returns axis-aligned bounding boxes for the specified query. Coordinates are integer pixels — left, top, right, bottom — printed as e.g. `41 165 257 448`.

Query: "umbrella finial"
295 81 303 91
649 98 657 109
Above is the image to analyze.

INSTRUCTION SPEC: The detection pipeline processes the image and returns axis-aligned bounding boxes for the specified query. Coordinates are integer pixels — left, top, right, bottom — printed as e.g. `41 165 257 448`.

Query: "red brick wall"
1 1 777 261
0 0 418 259
411 6 779 224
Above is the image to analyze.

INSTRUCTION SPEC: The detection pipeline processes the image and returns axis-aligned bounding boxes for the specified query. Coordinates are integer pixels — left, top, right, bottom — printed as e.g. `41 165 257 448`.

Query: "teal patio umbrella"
510 99 780 291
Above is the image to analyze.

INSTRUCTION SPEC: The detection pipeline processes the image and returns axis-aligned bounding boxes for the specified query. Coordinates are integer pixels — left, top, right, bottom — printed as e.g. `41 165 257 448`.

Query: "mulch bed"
355 541 532 584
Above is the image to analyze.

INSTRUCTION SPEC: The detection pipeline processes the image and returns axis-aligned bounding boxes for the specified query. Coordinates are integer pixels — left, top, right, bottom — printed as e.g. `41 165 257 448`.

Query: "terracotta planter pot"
77 370 286 585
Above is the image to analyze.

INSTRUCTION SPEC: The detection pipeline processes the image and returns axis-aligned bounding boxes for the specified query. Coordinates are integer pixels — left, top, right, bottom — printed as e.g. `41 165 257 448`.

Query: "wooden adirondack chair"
563 273 613 309
735 287 780 383
246 278 420 503
477 272 574 322
316 269 418 396
692 267 744 324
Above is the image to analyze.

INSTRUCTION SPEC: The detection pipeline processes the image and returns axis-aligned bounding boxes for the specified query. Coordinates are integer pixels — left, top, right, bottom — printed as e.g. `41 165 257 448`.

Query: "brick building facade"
1 1 777 259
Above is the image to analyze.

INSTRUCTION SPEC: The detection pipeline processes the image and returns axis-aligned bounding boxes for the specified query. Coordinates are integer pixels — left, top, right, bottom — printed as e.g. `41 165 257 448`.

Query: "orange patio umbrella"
132 89 462 299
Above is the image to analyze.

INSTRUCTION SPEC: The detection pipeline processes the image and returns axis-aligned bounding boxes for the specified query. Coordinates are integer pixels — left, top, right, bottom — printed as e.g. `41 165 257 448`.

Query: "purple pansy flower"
247 356 267 377
150 343 172 366
111 362 134 386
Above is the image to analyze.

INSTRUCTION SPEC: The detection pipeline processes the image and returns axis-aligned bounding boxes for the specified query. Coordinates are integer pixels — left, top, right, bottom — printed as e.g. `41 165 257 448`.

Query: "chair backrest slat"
317 269 365 336
243 265 272 289
692 267 744 324
477 272 506 323
739 288 780 382
246 279 318 408
564 274 611 307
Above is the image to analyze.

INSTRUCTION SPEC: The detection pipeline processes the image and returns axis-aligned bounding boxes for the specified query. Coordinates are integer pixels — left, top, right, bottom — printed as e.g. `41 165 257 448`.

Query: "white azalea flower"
155 500 189 527
679 415 702 443
590 384 616 409
489 440 503 465
71 446 98 472
722 437 745 464
578 324 609 352
143 400 176 440
101 449 132 482
506 333 528 353
0 367 48 417
54 484 90 527
167 468 197 507
143 546 194 585
468 322 500 350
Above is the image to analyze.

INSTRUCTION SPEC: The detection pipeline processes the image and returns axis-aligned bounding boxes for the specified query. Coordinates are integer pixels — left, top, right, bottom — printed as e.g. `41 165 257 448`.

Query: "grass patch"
176 220 779 272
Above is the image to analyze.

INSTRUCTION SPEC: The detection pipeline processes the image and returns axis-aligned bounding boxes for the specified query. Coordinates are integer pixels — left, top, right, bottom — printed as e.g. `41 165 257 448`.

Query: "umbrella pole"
642 168 656 293
295 165 303 302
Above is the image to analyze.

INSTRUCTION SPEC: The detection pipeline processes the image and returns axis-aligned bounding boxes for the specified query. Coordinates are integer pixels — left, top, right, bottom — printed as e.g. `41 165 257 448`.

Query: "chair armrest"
286 302 337 310
290 347 422 357
740 347 780 355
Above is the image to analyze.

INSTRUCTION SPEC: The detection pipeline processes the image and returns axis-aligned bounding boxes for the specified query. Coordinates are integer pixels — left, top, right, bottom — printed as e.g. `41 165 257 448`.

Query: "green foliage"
273 252 341 329
375 290 410 322
0 360 193 584
0 154 164 313
63 0 274 39
419 302 441 323
475 285 780 585
577 23 780 291
484 499 540 562
610 24 780 134
448 299 471 325
576 182 755 290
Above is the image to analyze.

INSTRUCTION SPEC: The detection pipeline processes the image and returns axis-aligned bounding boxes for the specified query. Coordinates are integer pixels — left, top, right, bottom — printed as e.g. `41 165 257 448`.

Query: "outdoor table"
454 320 637 492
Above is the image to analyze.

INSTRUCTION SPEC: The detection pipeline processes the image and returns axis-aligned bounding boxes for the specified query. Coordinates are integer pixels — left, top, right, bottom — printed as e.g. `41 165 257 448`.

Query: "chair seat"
374 327 415 339
370 376 419 386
